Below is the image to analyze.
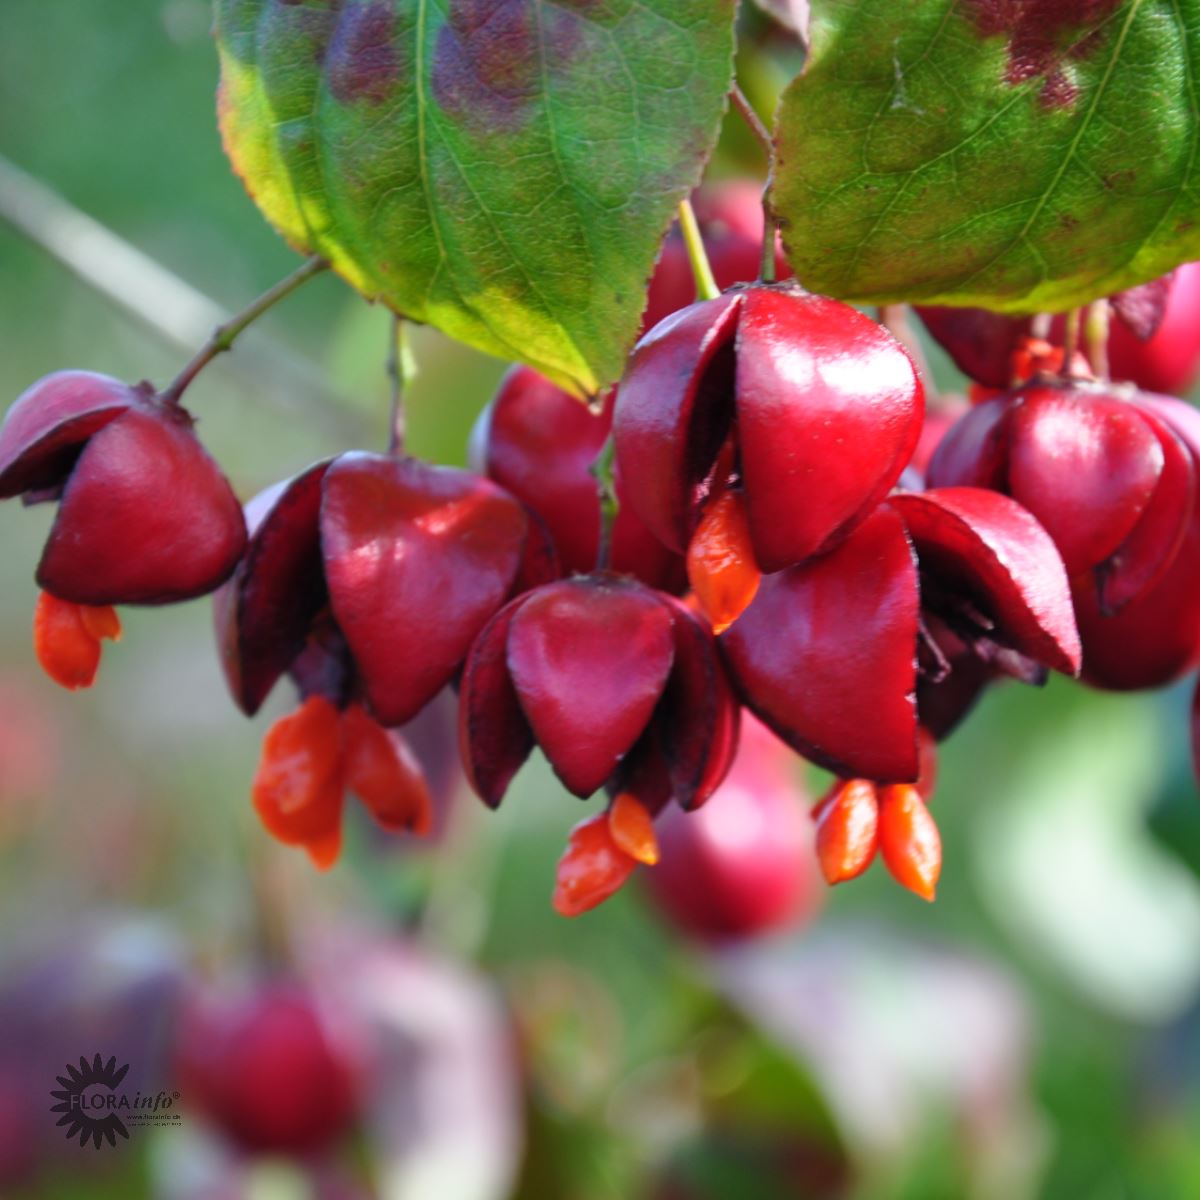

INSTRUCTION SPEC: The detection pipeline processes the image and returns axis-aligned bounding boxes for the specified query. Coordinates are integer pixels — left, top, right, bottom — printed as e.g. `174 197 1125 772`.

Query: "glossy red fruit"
0 371 246 605
721 490 1080 782
470 366 684 589
459 574 739 808
1070 394 1200 689
1108 262 1200 394
642 180 790 332
929 383 1195 611
646 716 820 941
614 283 923 573
174 982 361 1156
915 307 1032 390
918 266 1200 397
215 453 530 723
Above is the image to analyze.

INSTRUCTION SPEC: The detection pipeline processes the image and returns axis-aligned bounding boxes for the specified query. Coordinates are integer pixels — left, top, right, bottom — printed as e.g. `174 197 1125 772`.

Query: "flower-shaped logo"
49 1054 131 1149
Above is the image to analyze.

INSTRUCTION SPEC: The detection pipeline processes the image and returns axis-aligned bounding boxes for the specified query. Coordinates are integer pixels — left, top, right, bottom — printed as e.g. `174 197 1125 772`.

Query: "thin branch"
160 256 328 405
730 85 779 284
0 153 351 429
731 83 774 161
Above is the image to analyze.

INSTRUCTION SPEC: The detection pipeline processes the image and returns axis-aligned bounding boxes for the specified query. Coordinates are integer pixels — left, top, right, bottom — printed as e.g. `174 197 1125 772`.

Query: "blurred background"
3 4 1200 1198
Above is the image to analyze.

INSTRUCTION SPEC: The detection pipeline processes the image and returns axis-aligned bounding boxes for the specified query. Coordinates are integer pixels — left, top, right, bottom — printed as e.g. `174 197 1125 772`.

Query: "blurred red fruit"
1108 262 1200 394
645 718 820 941
174 982 362 1157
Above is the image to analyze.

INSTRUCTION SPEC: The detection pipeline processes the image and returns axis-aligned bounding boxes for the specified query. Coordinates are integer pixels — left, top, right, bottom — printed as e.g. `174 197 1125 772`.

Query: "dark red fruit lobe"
720 504 920 781
322 453 529 726
506 577 675 797
723 488 1080 783
889 488 1082 677
457 599 535 809
0 371 136 497
471 365 684 589
1070 394 1200 689
929 384 1196 615
470 364 686 590
214 461 334 717
615 284 923 572
36 405 246 606
460 575 738 811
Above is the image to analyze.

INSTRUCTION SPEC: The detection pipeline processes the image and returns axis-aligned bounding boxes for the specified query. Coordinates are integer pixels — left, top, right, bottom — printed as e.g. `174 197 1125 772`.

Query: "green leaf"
214 0 736 395
770 0 1200 313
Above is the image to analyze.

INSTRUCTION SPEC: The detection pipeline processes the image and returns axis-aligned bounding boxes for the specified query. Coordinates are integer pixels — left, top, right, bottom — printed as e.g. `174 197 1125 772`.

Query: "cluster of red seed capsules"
4 183 1199 919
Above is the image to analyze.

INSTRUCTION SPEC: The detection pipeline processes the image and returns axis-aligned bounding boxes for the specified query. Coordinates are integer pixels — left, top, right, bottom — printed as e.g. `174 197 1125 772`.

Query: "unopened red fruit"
470 365 684 589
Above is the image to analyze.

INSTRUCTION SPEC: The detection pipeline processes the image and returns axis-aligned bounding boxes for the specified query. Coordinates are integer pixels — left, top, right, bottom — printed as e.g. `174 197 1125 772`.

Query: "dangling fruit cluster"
916 271 1200 787
16 172 1200 920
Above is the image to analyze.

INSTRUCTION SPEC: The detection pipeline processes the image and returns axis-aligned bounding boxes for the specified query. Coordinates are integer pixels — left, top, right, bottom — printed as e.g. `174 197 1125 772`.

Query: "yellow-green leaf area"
771 0 1200 313
214 0 737 395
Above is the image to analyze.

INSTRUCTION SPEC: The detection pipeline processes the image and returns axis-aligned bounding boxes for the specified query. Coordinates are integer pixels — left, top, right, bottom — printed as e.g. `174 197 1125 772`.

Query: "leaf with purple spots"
771 0 1200 312
214 0 736 396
